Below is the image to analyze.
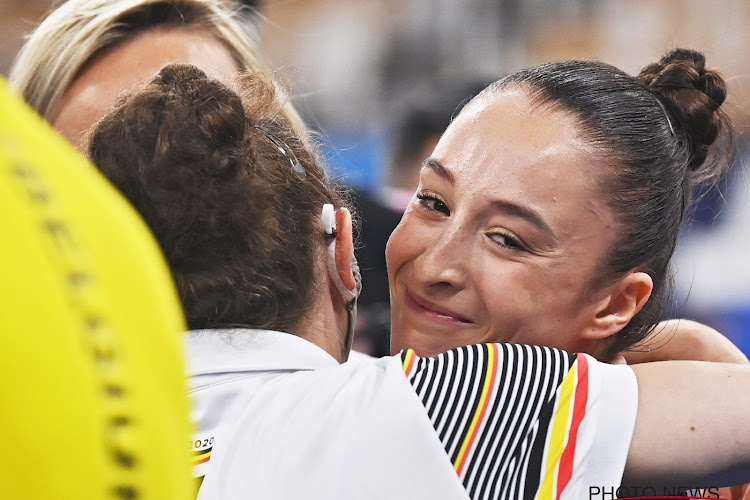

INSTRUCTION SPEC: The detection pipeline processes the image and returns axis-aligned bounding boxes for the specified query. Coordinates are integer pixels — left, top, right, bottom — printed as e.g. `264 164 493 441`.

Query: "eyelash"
417 192 528 253
416 192 450 215
487 230 526 252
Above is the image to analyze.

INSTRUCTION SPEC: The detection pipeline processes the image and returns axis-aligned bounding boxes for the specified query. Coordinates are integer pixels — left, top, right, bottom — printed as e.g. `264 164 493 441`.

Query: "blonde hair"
9 0 305 132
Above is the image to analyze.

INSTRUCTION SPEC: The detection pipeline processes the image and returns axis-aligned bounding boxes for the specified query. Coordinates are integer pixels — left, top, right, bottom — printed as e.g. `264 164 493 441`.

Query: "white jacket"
187 329 637 500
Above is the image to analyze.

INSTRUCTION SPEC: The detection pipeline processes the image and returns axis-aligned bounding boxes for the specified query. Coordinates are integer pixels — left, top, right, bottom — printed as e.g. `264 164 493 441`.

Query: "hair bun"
108 63 250 196
90 63 257 251
151 63 246 152
636 48 729 173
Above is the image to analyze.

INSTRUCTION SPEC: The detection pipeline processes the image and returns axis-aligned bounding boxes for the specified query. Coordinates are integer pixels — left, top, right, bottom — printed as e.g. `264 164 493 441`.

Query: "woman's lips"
404 289 473 326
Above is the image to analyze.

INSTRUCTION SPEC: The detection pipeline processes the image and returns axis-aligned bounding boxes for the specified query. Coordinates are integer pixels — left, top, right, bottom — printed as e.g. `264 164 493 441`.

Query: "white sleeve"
558 354 638 500
400 345 638 500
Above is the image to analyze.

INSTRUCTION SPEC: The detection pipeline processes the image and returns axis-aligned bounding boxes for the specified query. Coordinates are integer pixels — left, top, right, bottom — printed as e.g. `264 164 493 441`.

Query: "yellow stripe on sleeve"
453 344 496 475
535 363 576 500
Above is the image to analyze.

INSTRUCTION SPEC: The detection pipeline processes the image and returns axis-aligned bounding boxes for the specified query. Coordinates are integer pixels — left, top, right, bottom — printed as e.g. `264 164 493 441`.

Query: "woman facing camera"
386 48 748 496
388 49 733 362
85 62 750 500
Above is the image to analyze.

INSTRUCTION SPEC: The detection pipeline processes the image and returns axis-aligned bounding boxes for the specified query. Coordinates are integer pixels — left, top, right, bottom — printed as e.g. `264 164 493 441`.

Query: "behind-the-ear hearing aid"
321 204 362 358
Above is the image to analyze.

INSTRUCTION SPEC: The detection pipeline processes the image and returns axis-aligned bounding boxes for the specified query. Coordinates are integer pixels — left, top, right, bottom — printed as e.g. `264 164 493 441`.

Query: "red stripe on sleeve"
404 349 416 378
555 353 589 499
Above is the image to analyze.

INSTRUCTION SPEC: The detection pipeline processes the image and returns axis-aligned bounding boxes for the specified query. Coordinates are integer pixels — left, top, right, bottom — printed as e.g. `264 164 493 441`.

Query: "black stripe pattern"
401 344 575 500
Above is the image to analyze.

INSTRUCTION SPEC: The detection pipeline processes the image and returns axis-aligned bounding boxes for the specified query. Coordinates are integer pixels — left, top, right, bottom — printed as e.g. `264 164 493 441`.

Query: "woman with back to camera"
86 62 750 500
386 48 749 496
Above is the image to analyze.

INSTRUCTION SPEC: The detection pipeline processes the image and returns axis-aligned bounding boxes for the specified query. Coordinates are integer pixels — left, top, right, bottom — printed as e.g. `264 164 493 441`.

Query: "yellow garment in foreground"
0 78 192 500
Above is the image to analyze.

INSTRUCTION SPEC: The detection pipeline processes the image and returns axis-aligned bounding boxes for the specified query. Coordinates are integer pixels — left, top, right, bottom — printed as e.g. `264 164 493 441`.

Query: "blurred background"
2 0 749 357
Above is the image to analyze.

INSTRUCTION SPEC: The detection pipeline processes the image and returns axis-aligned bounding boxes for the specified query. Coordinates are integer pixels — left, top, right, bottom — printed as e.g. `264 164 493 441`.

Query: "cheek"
475 266 535 339
476 262 585 344
385 216 419 282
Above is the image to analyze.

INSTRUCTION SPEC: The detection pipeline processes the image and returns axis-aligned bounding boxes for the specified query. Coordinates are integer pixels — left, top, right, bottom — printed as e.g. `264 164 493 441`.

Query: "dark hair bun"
149 63 246 175
89 63 264 268
637 48 730 174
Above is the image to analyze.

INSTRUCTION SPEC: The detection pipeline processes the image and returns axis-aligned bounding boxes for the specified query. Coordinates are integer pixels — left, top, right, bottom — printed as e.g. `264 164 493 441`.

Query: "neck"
289 278 349 364
575 336 613 362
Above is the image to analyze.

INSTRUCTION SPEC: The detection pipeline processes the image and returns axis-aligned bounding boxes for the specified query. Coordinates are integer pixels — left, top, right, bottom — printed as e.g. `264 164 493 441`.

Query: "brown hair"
490 48 733 359
89 63 343 331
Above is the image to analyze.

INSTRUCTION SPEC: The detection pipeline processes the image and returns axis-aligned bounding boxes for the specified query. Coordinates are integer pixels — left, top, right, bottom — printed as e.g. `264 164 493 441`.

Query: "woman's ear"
334 208 356 291
582 272 653 341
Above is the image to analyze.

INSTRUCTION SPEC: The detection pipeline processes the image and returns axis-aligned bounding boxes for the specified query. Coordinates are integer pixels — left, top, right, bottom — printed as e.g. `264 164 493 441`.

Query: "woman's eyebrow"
421 157 455 183
490 199 557 240
422 156 556 240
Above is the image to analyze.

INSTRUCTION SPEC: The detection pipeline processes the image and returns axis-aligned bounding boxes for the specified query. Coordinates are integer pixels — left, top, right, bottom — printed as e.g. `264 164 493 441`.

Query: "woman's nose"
413 225 469 290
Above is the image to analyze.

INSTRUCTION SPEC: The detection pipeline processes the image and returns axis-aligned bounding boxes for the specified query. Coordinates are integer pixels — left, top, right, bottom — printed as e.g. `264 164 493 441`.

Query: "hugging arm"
623 319 749 365
625 360 750 486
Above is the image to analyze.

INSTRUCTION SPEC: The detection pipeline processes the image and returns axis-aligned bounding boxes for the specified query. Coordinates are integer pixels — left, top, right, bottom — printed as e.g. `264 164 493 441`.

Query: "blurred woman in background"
9 0 305 150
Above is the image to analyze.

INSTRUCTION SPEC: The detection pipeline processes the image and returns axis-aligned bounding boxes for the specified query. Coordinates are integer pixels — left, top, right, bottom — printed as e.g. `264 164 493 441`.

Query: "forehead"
435 88 588 178
49 28 239 149
430 88 613 239
62 27 238 109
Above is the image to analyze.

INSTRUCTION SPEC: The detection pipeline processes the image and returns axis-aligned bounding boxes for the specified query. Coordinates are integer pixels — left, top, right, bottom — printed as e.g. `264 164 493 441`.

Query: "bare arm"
623 319 748 365
624 360 750 485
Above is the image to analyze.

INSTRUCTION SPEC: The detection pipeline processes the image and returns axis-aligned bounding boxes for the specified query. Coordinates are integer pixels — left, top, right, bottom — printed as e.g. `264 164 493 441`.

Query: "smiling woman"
388 48 732 363
388 88 623 359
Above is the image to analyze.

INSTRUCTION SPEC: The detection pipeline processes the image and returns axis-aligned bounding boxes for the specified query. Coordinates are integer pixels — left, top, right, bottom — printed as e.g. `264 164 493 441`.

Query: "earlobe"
334 208 356 291
584 272 654 340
